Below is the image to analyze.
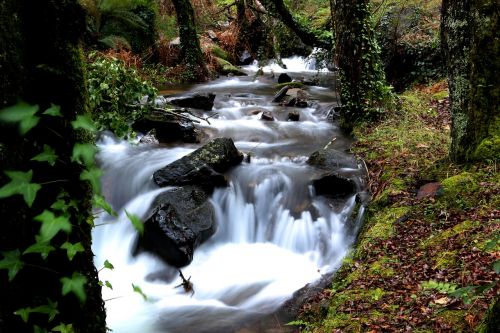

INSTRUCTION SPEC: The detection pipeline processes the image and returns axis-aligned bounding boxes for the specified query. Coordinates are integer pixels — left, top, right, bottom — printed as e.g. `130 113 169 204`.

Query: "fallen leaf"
434 297 449 305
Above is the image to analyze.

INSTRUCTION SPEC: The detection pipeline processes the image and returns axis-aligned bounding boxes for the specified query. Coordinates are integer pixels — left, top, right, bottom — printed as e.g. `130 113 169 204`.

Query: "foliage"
86 51 157 137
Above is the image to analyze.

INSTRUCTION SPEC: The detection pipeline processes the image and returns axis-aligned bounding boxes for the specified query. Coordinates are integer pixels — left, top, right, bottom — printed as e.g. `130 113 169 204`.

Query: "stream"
92 56 364 333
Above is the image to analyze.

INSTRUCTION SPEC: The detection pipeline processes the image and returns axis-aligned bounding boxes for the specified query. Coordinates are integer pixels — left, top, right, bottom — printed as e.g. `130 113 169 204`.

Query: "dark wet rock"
139 129 159 145
312 173 357 198
153 138 243 191
238 50 254 65
278 73 292 84
287 111 300 121
133 110 200 143
417 182 442 200
168 93 216 111
272 85 290 103
283 88 308 108
136 186 216 267
307 149 358 171
260 111 275 121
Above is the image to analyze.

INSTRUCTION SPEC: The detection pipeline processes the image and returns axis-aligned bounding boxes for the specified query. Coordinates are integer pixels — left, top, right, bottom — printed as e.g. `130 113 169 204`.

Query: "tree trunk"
171 0 208 81
332 0 391 131
0 0 106 332
441 0 499 161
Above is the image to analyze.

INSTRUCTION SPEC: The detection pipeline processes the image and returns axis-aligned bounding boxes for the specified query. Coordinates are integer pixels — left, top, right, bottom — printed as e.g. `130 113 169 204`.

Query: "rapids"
92 56 363 333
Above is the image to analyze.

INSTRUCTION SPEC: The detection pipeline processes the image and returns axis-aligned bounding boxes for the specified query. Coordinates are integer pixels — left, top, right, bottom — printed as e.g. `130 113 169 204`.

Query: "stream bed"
92 57 364 333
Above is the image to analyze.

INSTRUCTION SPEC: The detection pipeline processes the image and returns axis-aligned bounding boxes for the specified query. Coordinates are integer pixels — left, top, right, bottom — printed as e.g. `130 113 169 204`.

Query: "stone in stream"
153 137 244 192
307 149 358 171
135 186 216 268
283 88 308 108
312 173 357 198
133 110 200 143
278 73 292 84
287 111 300 121
168 92 216 111
260 111 275 121
272 85 290 103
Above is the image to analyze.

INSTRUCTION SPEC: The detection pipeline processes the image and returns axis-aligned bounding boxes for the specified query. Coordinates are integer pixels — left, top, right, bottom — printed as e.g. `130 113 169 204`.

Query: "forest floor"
297 82 499 332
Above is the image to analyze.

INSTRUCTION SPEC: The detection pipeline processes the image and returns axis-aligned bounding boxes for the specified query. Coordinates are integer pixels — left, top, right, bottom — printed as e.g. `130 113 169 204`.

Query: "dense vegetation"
1 0 498 332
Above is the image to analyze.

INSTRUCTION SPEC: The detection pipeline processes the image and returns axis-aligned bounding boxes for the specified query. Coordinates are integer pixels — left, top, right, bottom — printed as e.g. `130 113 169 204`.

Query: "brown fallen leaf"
434 297 450 305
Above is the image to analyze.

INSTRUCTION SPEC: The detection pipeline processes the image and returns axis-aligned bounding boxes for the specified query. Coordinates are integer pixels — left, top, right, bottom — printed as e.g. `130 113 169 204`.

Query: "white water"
92 56 361 333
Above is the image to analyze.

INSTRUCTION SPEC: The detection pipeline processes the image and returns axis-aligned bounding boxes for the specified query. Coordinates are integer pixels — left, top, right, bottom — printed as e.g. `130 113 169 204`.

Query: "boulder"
307 149 358 171
133 110 200 143
288 111 300 121
278 73 292 84
168 93 216 111
417 182 442 200
215 57 248 76
238 50 254 65
139 129 159 145
153 138 243 191
272 85 290 103
136 186 216 267
312 173 357 198
283 88 308 107
260 111 275 121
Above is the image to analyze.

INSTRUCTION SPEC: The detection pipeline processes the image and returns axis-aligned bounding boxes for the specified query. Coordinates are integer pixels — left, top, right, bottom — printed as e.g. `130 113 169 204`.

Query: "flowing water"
92 57 364 333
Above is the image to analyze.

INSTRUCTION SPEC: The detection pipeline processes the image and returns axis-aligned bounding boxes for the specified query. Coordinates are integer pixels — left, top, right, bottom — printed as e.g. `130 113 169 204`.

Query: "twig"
151 107 201 123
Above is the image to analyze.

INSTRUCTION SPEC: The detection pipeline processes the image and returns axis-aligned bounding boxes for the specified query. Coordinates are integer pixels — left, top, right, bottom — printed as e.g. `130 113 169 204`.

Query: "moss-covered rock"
214 57 247 76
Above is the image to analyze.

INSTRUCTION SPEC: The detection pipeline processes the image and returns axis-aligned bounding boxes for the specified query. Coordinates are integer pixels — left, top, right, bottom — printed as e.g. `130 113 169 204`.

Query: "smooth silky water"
92 57 362 333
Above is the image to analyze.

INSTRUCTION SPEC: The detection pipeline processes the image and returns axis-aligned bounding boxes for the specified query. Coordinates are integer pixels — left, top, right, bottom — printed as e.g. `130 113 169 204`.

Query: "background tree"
441 0 499 161
0 0 106 331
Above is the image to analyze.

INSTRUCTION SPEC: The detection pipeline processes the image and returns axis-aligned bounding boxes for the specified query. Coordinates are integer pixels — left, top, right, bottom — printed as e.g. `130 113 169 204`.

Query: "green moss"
434 251 457 269
421 220 480 249
432 90 450 101
210 45 228 61
473 117 500 161
437 310 467 327
440 172 479 206
363 206 410 241
369 256 396 277
214 57 247 76
275 81 305 89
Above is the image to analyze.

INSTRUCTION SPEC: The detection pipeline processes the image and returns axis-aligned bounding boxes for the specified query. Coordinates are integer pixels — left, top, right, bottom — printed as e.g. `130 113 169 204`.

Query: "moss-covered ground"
297 81 499 332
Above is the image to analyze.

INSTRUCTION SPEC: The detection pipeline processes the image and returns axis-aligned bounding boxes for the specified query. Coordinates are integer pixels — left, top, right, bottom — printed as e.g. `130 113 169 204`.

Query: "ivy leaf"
125 211 143 235
0 170 41 207
105 281 113 290
132 283 147 300
34 326 50 333
34 210 72 243
493 260 500 274
60 242 84 261
103 259 114 270
14 307 31 322
23 242 55 260
51 323 74 333
0 102 40 135
80 167 102 192
71 143 97 166
50 199 67 212
60 273 87 303
93 194 117 216
0 250 24 281
15 301 59 323
43 104 62 117
32 145 57 166
71 115 96 132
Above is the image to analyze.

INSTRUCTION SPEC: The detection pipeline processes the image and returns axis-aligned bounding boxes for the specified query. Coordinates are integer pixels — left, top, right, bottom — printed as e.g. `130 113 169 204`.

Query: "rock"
307 149 358 171
207 30 218 41
136 186 216 267
278 73 292 84
312 173 357 198
168 93 216 111
133 110 200 143
139 129 159 145
153 138 243 191
417 182 442 200
215 57 248 76
284 88 308 107
287 111 300 121
260 111 275 121
238 50 253 65
256 67 264 76
272 85 290 103
170 37 180 46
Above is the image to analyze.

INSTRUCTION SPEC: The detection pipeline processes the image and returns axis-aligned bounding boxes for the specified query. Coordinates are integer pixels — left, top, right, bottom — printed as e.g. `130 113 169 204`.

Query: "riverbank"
298 82 499 332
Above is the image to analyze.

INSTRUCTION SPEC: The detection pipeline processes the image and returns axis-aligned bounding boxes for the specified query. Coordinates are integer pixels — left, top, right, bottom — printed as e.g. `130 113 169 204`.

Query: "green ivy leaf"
132 283 147 300
103 259 114 270
93 194 117 216
32 145 57 166
50 199 67 212
51 323 74 333
34 326 50 333
34 210 72 243
71 143 97 166
15 301 59 323
71 115 96 132
125 211 143 235
0 249 24 281
80 167 102 192
14 307 31 322
105 281 113 290
60 273 87 303
23 242 55 260
43 104 62 117
0 102 40 135
0 170 41 207
60 242 84 261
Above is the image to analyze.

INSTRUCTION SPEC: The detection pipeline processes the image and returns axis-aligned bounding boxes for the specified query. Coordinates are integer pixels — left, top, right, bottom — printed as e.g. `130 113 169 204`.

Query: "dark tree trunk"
332 0 391 131
0 0 106 332
171 0 208 81
441 0 499 161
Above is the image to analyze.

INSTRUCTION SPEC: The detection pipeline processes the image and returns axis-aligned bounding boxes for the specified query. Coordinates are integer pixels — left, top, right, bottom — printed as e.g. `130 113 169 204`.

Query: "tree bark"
441 0 499 161
171 0 208 81
0 0 106 332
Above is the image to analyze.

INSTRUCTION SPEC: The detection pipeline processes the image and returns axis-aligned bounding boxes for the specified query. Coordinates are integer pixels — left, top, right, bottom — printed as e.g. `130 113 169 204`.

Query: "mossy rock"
421 220 480 249
210 45 228 61
441 172 478 201
433 250 457 269
275 81 304 89
214 57 247 76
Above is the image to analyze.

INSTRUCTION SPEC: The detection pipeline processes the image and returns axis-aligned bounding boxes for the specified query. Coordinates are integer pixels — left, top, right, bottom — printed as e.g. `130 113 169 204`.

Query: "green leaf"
50 199 67 212
60 273 87 303
14 307 31 322
0 250 24 281
32 145 57 166
132 283 147 300
34 326 50 333
93 194 117 216
60 242 84 261
105 280 113 290
80 167 102 192
494 260 500 274
51 323 74 333
15 301 59 323
34 210 72 243
0 102 40 135
125 211 143 235
23 242 55 260
43 104 62 117
71 115 96 132
71 143 97 166
103 259 114 270
0 170 41 207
